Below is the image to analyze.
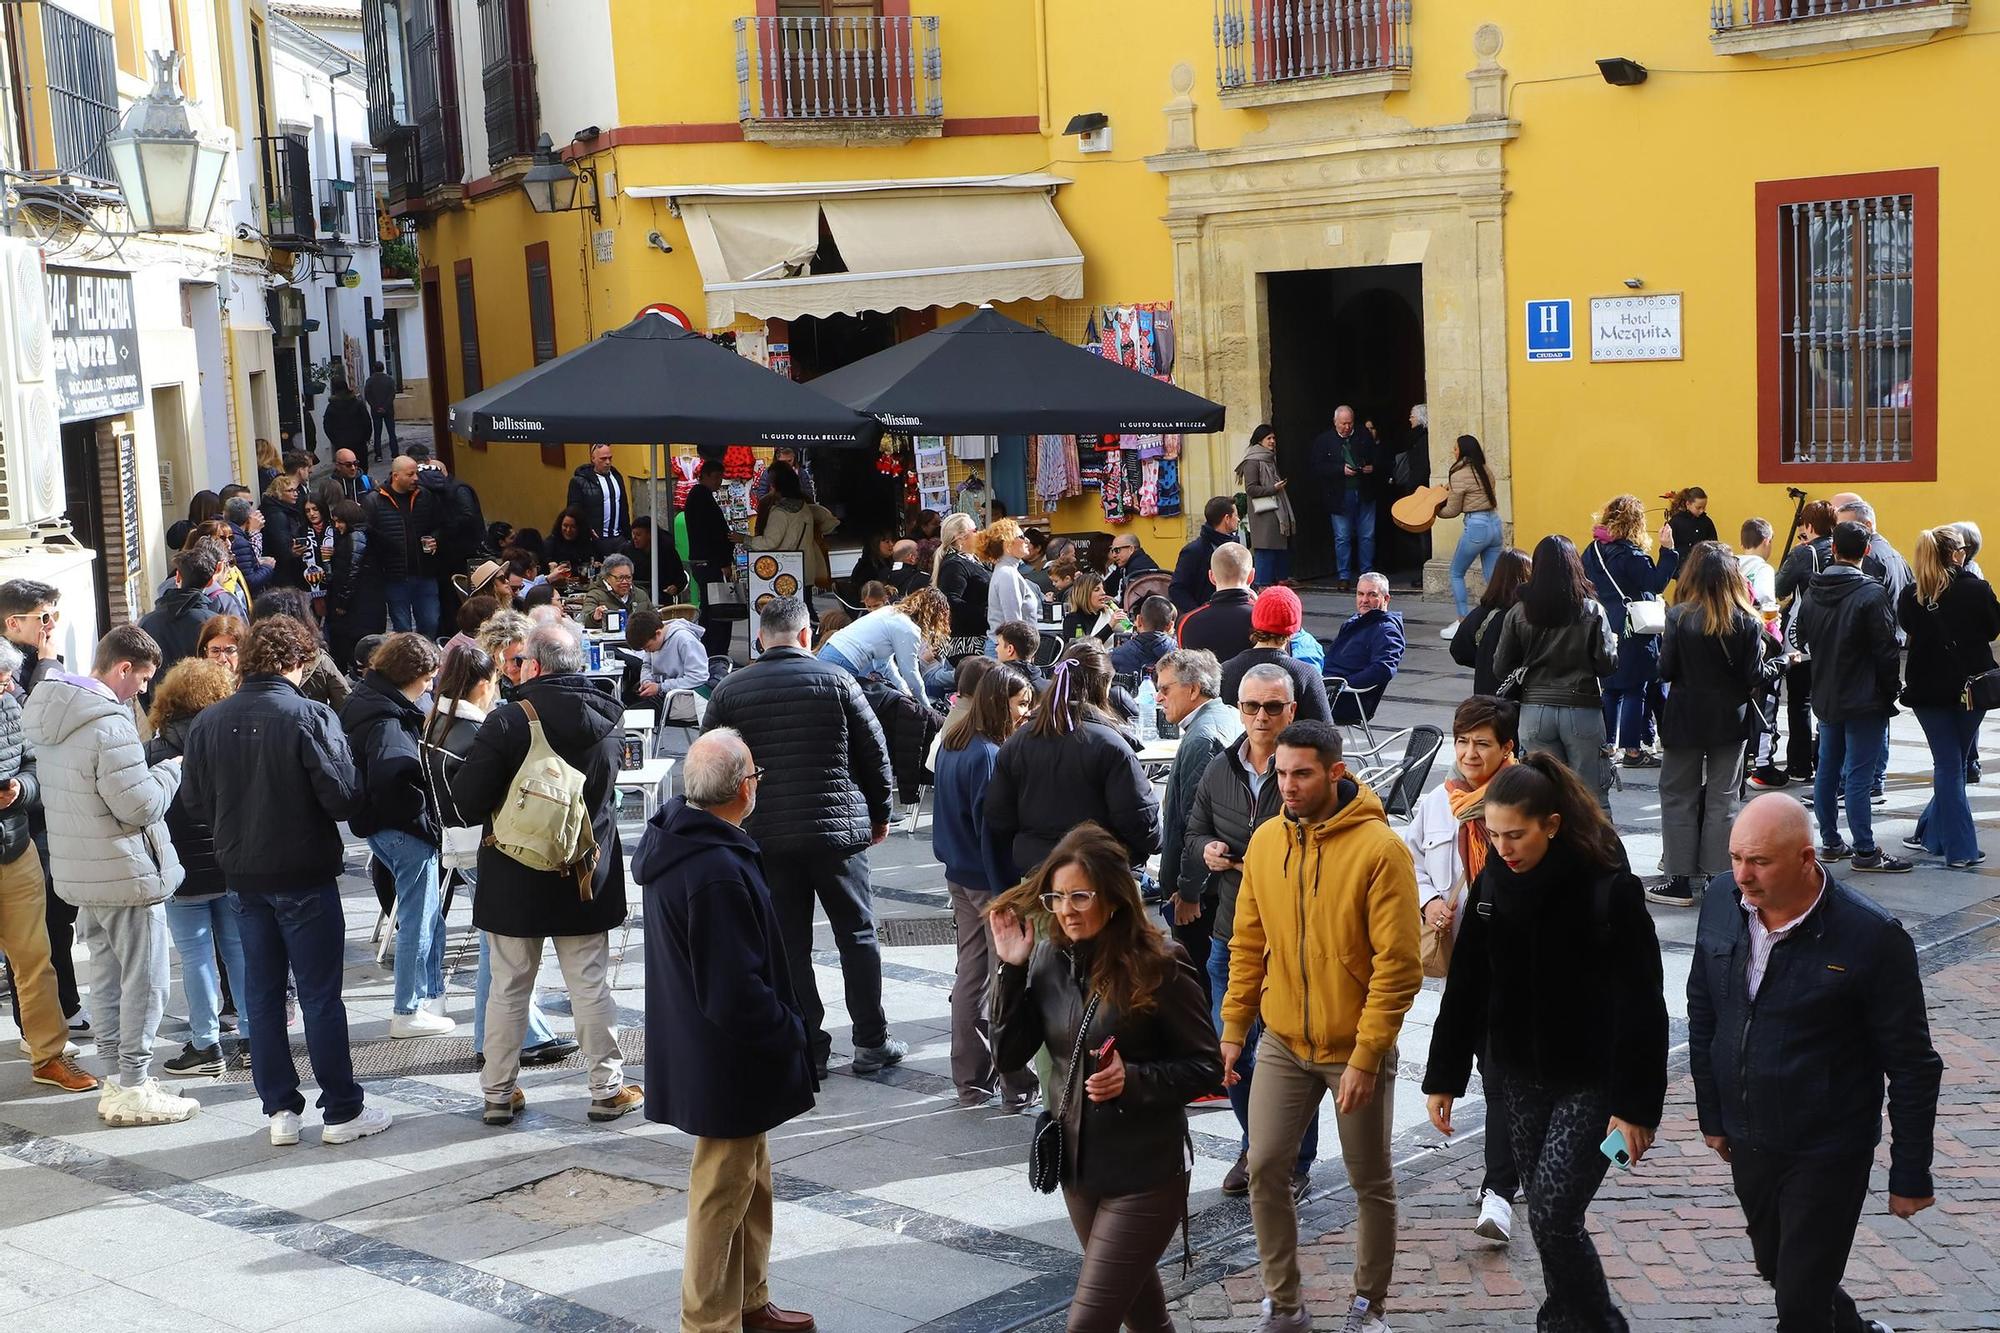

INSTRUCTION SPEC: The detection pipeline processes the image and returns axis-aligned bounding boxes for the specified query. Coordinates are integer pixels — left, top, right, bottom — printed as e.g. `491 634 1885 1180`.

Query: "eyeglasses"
206 644 239 658
510 654 530 667
1038 890 1099 911
749 766 768 783
1239 699 1289 716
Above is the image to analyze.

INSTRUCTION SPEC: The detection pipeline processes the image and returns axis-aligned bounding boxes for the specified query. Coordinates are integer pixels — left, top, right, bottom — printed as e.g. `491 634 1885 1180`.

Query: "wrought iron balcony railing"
40 5 119 181
735 14 942 124
1713 0 1937 30
1215 0 1411 90
260 133 317 250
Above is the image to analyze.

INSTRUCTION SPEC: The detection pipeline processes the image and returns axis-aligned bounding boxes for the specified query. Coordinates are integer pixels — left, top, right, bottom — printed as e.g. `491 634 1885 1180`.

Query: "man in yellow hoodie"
1223 719 1422 1333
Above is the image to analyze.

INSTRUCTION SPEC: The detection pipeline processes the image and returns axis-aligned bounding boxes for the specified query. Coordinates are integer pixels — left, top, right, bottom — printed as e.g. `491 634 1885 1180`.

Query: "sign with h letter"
1524 299 1572 362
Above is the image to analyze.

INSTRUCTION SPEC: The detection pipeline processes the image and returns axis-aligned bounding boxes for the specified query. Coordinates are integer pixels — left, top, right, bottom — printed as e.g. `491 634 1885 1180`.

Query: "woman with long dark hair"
1425 753 1667 1332
933 663 1039 1110
545 507 598 585
989 823 1221 1332
1653 546 1783 906
1583 494 1680 769
1493 535 1619 806
1449 546 1532 696
1438 434 1502 638
1899 526 2000 866
985 641 1159 886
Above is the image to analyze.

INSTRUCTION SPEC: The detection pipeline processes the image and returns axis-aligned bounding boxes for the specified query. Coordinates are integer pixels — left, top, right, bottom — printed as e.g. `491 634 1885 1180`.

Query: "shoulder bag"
1028 990 1103 1194
1419 868 1466 979
1594 543 1666 635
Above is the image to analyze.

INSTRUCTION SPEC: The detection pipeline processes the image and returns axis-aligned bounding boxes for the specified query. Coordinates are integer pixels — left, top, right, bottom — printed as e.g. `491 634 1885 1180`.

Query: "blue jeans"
164 896 248 1050
1911 707 1985 861
1208 936 1318 1168
923 659 959 705
473 929 554 1055
1252 546 1291 587
369 830 444 1014
1602 684 1651 752
1332 493 1377 583
1449 511 1504 618
1814 718 1888 855
385 576 439 637
1873 718 1891 797
228 886 364 1124
370 409 397 457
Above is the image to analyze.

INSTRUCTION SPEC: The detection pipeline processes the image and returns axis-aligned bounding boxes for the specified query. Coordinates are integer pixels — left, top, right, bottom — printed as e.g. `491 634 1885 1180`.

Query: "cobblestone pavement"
1170 921 2000 1333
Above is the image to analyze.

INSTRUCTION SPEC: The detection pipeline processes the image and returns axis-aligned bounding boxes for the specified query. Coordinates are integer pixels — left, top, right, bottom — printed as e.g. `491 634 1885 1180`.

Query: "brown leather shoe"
741 1303 815 1332
31 1055 99 1093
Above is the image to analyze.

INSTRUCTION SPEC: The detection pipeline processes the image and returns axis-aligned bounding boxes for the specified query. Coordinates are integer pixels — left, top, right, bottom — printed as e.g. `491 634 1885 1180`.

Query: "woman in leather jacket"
989 823 1221 1333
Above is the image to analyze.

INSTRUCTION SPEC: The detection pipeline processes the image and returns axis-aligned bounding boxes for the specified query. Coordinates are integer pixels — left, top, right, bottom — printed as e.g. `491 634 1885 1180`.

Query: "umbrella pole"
650 443 661 602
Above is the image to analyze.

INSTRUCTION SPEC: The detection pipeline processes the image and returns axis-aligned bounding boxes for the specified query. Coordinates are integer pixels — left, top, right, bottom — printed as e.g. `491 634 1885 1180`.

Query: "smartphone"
1599 1128 1632 1170
1094 1036 1117 1068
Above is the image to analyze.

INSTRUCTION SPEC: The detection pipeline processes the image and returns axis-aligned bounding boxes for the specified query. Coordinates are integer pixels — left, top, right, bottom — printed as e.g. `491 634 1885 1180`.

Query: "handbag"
1028 990 1102 1194
1249 495 1280 516
1419 869 1465 979
1593 543 1665 635
1964 668 2000 711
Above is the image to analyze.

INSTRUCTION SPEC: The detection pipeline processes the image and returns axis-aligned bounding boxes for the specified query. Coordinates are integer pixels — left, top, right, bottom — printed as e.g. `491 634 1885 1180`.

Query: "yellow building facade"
380 0 1990 580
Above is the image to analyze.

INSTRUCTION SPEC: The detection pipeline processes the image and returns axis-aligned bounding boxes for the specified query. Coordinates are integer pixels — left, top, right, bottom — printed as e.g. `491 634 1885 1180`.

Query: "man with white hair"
701 595 900 1082
572 553 658 628
1321 573 1406 723
635 729 816 1333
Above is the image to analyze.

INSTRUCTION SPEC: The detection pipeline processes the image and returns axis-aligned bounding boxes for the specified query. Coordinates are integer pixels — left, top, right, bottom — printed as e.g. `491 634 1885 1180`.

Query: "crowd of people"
0 438 1974 1333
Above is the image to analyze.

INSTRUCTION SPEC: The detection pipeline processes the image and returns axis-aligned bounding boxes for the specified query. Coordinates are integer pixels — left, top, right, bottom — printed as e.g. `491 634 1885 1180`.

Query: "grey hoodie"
21 674 183 907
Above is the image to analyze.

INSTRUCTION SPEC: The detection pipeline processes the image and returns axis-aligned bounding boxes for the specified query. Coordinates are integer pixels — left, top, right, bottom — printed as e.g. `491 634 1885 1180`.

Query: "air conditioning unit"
0 239 65 529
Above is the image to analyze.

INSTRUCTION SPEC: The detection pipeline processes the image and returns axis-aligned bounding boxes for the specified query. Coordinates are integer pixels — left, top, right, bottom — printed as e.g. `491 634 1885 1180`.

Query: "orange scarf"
1445 756 1512 889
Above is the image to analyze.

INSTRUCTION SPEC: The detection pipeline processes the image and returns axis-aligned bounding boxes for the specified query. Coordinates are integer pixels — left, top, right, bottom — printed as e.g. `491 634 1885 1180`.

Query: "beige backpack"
485 701 599 899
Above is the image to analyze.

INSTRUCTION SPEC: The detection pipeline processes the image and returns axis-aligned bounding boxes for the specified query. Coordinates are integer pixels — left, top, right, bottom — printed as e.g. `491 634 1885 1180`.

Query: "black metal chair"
1323 674 1389 748
1348 724 1445 821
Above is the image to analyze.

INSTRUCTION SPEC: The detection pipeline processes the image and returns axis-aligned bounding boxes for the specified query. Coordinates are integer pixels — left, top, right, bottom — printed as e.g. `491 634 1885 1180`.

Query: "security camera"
647 231 673 255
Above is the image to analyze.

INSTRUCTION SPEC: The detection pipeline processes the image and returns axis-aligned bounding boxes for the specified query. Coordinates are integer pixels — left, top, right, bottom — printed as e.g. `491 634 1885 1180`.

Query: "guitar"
1391 484 1450 533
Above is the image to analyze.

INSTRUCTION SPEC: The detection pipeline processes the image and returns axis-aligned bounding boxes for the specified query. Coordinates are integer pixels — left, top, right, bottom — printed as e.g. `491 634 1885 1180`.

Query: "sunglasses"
1038 890 1099 911
1239 699 1289 716
510 654 530 667
10 610 58 626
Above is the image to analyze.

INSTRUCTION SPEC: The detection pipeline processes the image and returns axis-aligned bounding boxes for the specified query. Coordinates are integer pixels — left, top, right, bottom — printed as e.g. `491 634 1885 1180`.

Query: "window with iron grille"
353 147 379 244
406 0 464 192
479 0 538 166
1756 169 1936 482
41 6 119 180
454 259 482 396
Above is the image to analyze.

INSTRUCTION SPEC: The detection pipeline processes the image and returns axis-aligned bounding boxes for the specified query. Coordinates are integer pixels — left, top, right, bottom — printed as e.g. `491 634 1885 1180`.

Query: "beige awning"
684 189 1083 326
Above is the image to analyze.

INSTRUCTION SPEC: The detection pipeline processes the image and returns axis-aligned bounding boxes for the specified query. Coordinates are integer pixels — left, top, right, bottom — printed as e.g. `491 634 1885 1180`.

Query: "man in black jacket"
411 447 487 627
140 544 221 682
1183 664 1317 1198
701 595 901 1082
1690 794 1940 1333
1170 496 1241 613
1177 541 1258 662
568 444 632 556
634 730 817 1333
1311 405 1381 589
449 622 644 1127
680 458 737 657
364 456 441 638
1102 533 1161 605
182 615 390 1146
320 378 371 459
1795 522 1908 873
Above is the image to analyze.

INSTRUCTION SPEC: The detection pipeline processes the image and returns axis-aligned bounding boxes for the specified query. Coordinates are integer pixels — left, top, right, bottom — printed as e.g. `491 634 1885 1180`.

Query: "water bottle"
1136 676 1159 744
588 638 601 672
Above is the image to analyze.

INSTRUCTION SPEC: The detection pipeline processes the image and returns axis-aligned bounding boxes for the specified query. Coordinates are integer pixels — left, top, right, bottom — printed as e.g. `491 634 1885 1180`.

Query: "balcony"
319 178 353 238
39 5 119 182
735 14 942 145
365 0 413 147
260 133 317 250
478 0 537 166
1711 0 1969 58
1214 0 1412 107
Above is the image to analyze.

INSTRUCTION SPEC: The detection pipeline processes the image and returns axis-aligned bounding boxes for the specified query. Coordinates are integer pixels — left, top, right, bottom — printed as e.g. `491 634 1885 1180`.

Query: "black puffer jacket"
1897 573 2000 710
985 720 1159 886
260 495 310 589
992 938 1221 1197
935 551 993 639
339 672 437 842
181 675 365 893
1181 742 1282 944
418 469 487 570
363 484 439 581
138 586 217 679
859 678 942 805
0 691 42 865
450 672 627 937
1795 566 1900 723
147 717 222 900
701 646 892 857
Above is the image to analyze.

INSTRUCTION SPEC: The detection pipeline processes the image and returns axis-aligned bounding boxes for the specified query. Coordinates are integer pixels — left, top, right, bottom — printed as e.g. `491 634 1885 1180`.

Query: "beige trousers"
680 1133 773 1333
0 851 66 1063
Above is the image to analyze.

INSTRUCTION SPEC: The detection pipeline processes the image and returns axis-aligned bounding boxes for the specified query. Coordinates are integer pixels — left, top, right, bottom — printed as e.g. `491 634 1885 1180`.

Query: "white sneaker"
421 994 449 1018
322 1104 392 1145
1256 1298 1311 1333
18 1038 81 1058
388 1009 456 1039
1474 1189 1513 1243
270 1111 301 1146
1440 620 1460 641
101 1078 199 1126
1340 1296 1392 1332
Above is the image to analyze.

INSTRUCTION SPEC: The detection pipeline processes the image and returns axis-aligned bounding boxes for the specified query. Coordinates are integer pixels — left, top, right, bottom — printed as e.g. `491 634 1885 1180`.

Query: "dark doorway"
275 344 303 447
1265 264 1427 587
789 310 901 540
59 421 112 633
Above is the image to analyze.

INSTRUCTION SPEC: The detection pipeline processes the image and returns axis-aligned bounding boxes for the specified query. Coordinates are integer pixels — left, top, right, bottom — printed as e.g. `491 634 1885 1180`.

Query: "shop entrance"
60 420 113 632
1265 264 1427 587
787 310 902 541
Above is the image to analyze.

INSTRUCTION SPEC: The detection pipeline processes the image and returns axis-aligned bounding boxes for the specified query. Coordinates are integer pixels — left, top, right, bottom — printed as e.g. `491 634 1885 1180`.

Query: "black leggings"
1061 1175 1187 1332
1491 1070 1629 1332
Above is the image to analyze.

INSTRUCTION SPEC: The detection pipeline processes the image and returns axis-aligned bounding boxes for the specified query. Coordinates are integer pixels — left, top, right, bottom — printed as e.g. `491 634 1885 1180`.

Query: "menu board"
747 550 805 660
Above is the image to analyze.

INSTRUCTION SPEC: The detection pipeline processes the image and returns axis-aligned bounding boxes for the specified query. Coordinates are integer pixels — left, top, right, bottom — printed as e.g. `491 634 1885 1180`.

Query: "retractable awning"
668 181 1084 326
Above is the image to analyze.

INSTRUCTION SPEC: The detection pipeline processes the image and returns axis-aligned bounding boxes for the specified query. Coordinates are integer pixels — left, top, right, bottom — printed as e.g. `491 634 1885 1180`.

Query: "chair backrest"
1325 673 1388 724
1120 568 1173 615
1111 670 1140 697
1033 631 1064 666
1380 724 1445 820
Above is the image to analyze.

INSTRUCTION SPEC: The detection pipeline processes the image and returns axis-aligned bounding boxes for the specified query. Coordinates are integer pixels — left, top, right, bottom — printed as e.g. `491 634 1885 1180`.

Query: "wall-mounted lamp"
1062 112 1112 154
1623 277 1645 290
104 51 229 234
311 239 356 281
1596 57 1648 87
521 132 601 220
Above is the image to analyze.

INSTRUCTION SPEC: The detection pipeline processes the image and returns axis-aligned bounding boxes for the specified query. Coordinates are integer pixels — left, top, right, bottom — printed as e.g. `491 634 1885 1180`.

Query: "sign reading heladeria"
47 266 144 422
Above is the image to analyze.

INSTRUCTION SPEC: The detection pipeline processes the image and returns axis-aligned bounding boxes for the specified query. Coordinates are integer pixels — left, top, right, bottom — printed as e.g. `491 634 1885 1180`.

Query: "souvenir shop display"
914 438 951 513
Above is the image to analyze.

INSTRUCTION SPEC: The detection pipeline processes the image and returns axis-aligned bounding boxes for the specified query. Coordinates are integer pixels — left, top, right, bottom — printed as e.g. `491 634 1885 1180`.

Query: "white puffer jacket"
21 674 183 908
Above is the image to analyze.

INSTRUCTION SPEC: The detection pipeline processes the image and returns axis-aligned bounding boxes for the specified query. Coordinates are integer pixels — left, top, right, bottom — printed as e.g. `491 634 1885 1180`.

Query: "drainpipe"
1034 0 1050 137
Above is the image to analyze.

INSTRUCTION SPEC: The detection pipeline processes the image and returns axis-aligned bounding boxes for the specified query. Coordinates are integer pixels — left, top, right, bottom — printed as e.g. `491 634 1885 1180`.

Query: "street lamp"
313 239 356 281
104 51 229 234
520 132 598 220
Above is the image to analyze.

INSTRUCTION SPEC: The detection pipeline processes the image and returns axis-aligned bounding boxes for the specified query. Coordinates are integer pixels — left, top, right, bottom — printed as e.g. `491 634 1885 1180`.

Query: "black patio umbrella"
805 306 1225 436
448 311 880 448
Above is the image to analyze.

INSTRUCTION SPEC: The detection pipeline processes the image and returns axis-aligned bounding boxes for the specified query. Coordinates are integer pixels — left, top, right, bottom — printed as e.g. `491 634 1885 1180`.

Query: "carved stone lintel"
1163 61 1198 153
1467 23 1506 122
